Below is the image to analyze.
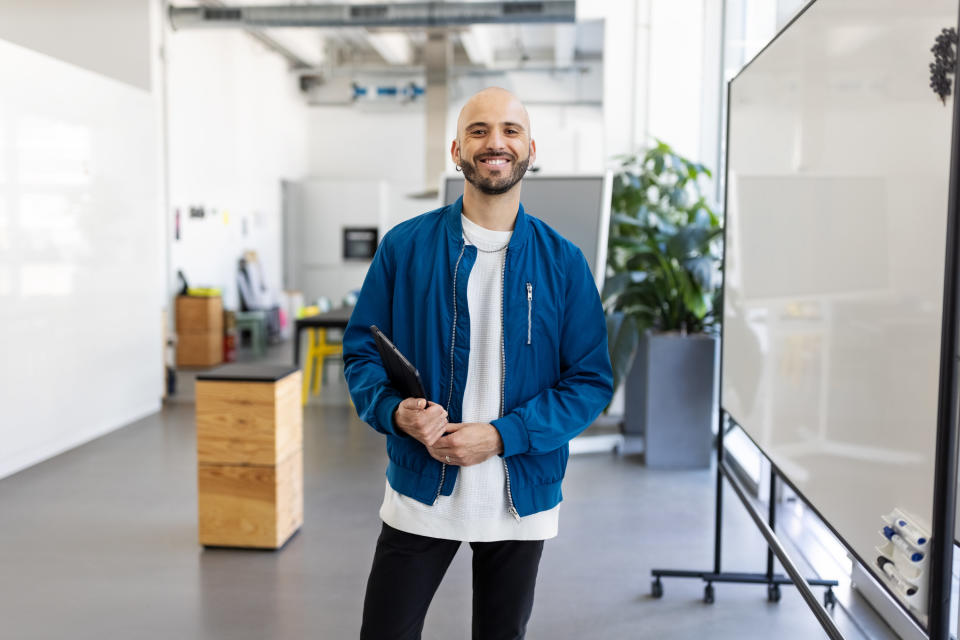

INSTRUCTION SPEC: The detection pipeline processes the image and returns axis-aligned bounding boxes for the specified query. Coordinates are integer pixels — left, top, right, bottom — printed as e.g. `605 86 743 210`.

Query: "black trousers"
360 523 545 640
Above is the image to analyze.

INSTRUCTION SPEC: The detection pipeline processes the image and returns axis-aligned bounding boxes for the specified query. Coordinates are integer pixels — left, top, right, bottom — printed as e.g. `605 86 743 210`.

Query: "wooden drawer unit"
195 365 303 549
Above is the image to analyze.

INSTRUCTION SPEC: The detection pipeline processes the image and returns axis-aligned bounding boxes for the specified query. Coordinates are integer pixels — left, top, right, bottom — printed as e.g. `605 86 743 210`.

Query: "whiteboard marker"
877 557 918 597
883 527 925 562
893 519 929 548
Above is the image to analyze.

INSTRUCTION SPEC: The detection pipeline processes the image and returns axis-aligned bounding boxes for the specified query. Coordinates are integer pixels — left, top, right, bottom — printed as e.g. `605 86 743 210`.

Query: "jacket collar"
445 194 530 252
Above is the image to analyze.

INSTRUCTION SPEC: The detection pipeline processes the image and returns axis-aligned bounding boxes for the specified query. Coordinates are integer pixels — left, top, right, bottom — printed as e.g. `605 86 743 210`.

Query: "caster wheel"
824 589 837 609
767 584 781 603
651 579 664 598
704 583 715 604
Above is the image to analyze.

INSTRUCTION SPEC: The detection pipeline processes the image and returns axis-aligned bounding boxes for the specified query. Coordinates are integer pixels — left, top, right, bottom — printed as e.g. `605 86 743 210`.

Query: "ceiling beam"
169 2 576 30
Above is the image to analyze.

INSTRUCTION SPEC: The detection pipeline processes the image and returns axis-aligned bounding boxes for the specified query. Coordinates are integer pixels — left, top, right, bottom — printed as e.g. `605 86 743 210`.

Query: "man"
343 87 613 640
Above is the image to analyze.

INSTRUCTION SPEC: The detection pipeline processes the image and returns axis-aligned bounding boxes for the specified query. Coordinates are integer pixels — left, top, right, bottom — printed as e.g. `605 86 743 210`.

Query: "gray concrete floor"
0 345 896 639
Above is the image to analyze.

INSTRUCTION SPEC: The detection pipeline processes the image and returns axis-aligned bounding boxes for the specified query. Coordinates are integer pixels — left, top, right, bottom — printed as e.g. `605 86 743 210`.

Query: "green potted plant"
604 139 723 468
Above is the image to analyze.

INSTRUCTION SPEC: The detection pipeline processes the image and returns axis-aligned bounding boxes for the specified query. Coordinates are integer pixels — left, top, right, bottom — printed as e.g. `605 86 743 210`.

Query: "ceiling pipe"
168 2 576 30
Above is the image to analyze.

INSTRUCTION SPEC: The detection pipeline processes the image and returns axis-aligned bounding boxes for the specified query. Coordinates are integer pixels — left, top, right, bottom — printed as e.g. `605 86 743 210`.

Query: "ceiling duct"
168 2 576 30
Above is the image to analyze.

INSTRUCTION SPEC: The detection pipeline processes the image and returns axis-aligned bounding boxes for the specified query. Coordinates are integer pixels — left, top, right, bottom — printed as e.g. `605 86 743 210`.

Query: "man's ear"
450 138 461 165
529 139 537 166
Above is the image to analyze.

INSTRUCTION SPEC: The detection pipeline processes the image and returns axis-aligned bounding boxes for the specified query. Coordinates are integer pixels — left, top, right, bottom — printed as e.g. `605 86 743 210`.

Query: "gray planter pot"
624 331 718 469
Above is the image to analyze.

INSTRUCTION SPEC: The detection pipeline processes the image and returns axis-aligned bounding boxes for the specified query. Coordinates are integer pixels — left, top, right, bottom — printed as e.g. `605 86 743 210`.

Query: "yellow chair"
300 306 344 405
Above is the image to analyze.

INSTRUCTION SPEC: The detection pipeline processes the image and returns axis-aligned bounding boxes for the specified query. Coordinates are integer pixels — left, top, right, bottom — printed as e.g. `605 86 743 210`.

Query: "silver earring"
455 165 462 172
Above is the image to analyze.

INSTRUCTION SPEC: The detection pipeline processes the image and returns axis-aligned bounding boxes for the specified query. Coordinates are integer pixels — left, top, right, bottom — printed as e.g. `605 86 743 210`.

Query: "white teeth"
484 158 508 165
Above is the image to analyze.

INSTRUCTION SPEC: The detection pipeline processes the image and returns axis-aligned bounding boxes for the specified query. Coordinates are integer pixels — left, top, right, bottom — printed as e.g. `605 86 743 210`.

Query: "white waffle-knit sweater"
379 214 560 542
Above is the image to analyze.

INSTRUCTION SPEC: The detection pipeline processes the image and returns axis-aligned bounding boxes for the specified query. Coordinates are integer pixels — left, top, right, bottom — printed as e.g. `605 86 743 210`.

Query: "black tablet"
370 325 429 402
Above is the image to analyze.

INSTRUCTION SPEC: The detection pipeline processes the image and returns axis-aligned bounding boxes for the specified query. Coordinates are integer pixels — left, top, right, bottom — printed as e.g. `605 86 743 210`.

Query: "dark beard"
460 152 530 195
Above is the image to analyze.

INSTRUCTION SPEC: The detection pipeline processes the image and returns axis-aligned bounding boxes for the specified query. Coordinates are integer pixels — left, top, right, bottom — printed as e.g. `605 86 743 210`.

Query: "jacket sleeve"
342 233 406 437
491 248 614 457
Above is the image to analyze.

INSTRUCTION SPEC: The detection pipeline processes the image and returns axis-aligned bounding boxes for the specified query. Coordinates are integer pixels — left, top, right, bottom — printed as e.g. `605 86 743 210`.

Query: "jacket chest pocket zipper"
526 282 533 345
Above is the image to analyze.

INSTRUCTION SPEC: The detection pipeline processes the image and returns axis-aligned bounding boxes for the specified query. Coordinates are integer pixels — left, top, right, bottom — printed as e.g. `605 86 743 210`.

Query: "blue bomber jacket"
342 196 614 518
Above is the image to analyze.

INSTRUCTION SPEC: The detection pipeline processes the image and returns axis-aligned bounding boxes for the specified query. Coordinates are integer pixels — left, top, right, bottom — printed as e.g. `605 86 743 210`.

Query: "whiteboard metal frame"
654 1 960 637
714 1 960 637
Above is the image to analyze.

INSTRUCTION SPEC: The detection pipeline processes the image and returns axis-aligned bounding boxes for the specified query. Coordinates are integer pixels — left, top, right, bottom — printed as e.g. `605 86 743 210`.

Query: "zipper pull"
526 282 533 345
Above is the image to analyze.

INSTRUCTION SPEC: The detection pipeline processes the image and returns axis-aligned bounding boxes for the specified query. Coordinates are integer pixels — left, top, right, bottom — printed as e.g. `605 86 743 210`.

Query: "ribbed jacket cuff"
374 392 405 437
492 413 529 458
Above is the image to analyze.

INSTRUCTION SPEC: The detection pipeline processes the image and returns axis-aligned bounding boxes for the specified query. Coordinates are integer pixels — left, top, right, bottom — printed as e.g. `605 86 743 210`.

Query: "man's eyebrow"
464 121 527 132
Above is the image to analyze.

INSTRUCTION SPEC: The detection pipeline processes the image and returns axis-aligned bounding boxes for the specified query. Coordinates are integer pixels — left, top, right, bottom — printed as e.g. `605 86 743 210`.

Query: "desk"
293 306 353 366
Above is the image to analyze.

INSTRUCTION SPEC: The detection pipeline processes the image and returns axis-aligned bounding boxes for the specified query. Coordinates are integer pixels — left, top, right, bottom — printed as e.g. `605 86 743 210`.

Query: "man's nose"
486 130 506 150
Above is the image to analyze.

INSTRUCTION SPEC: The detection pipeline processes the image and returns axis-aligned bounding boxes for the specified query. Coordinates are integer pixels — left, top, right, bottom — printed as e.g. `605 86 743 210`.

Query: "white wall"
307 105 426 188
578 1 650 159
0 2 163 479
166 28 310 311
284 179 388 305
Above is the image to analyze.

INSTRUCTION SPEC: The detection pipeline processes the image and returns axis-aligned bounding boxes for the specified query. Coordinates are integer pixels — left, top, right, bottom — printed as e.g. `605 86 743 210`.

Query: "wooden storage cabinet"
177 332 223 368
198 449 303 548
176 295 223 367
196 365 303 549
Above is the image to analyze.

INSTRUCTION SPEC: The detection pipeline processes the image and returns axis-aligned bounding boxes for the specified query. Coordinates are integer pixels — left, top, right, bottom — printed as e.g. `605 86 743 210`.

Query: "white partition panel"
721 0 958 623
0 38 162 478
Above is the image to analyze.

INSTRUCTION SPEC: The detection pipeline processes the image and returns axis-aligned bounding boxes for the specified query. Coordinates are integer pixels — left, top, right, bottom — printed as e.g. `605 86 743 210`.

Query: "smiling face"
451 88 536 196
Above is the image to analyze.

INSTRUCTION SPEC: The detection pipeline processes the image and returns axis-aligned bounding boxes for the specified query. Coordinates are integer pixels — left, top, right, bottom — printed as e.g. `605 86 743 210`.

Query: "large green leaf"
684 255 715 289
677 268 708 319
666 226 722 258
625 250 659 271
609 237 652 250
611 212 646 227
601 271 648 303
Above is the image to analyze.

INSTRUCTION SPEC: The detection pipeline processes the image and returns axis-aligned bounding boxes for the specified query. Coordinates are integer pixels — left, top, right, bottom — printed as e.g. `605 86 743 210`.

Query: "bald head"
456 87 531 139
451 87 536 197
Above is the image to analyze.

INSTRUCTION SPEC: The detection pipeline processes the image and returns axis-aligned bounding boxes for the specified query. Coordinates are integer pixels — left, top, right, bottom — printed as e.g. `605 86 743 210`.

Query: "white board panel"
721 0 958 623
0 37 162 478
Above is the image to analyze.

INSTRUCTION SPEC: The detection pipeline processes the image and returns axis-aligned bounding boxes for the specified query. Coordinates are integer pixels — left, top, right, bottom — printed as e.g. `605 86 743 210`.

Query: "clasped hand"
393 398 504 467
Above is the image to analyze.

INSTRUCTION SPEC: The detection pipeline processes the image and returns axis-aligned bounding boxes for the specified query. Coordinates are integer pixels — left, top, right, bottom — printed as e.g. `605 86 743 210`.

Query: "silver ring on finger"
445 455 451 463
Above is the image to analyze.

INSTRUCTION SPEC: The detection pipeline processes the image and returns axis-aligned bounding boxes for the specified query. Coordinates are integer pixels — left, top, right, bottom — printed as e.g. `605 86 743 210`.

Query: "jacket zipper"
526 282 533 345
502 253 521 521
434 242 466 505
